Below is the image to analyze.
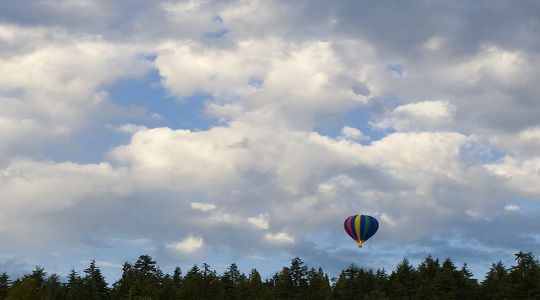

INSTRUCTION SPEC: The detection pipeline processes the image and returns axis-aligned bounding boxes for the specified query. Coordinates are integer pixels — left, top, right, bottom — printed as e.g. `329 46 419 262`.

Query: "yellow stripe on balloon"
354 215 361 242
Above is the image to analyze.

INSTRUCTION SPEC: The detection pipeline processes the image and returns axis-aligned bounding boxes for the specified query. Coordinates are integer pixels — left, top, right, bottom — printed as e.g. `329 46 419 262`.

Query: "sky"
0 0 539 282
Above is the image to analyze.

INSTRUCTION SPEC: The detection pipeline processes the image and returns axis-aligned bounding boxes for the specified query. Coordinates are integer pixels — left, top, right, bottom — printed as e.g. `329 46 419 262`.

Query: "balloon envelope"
344 215 379 246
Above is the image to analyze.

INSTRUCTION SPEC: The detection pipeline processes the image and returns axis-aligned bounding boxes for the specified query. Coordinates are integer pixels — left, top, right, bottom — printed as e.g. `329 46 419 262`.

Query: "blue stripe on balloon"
350 215 358 240
366 216 379 240
359 215 366 240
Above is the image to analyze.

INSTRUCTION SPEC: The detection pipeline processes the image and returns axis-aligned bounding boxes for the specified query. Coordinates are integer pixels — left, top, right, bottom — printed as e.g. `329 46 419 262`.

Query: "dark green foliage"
388 258 417 299
506 251 540 299
0 272 9 300
1 251 539 299
66 269 85 299
82 260 109 300
306 267 332 300
246 268 267 300
221 263 247 300
481 261 508 300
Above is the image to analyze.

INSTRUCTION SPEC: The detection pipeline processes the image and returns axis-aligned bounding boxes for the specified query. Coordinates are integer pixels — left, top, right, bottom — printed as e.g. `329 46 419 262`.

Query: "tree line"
0 251 538 300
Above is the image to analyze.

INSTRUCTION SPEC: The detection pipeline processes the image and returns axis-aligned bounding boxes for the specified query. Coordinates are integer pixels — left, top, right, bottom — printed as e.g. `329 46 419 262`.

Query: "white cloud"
247 214 269 230
340 126 367 141
424 36 444 50
485 156 540 195
0 23 150 156
80 260 123 268
381 213 397 227
165 236 204 253
371 100 456 131
190 202 217 212
154 38 369 128
489 126 540 158
264 232 294 245
118 124 149 134
504 204 519 212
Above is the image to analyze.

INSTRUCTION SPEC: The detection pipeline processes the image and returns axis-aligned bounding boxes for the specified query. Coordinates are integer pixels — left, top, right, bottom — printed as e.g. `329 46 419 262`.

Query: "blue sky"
0 0 539 282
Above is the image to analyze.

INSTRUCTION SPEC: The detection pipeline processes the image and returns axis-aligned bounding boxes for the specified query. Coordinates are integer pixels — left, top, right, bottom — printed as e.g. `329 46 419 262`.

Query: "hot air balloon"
344 215 379 248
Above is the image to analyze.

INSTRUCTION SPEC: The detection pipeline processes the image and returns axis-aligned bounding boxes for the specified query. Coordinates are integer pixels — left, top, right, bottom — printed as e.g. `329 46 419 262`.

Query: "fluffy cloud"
264 232 295 245
248 214 270 230
191 202 217 212
155 38 372 128
371 100 456 131
0 22 150 159
165 236 205 254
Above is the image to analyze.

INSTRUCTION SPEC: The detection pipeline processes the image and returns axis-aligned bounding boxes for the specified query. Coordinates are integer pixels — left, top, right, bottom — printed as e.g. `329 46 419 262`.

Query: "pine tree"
0 273 9 300
388 258 417 300
506 251 540 299
333 264 362 300
177 264 202 300
246 269 266 300
306 267 331 300
6 266 45 300
66 269 85 300
159 274 175 300
111 262 136 300
173 267 182 289
275 267 294 300
222 263 245 300
82 260 109 300
289 257 308 299
481 261 507 300
133 255 163 299
368 268 389 299
416 255 441 299
200 263 223 300
41 273 66 300
455 263 479 299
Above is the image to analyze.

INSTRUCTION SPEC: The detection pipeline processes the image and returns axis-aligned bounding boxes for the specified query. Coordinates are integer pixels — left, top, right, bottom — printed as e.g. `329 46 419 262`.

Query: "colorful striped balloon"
344 215 379 247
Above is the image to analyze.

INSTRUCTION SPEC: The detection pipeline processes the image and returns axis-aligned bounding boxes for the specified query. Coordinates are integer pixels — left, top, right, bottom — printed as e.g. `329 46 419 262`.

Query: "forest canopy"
0 251 539 300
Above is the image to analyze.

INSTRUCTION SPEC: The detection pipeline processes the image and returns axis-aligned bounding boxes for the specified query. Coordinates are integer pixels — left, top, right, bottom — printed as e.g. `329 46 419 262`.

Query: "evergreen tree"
111 255 164 300
274 267 294 300
133 255 163 299
506 251 540 299
456 263 479 300
6 266 45 300
0 273 9 300
481 261 507 300
222 263 245 300
173 267 182 289
388 258 417 299
367 268 389 300
6 277 37 300
246 269 266 300
416 255 442 299
437 258 460 299
82 260 109 300
333 264 364 300
289 257 308 299
159 266 182 300
177 264 202 300
41 273 66 300
306 267 331 300
66 269 85 300
111 262 136 300
159 274 175 300
200 263 223 300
